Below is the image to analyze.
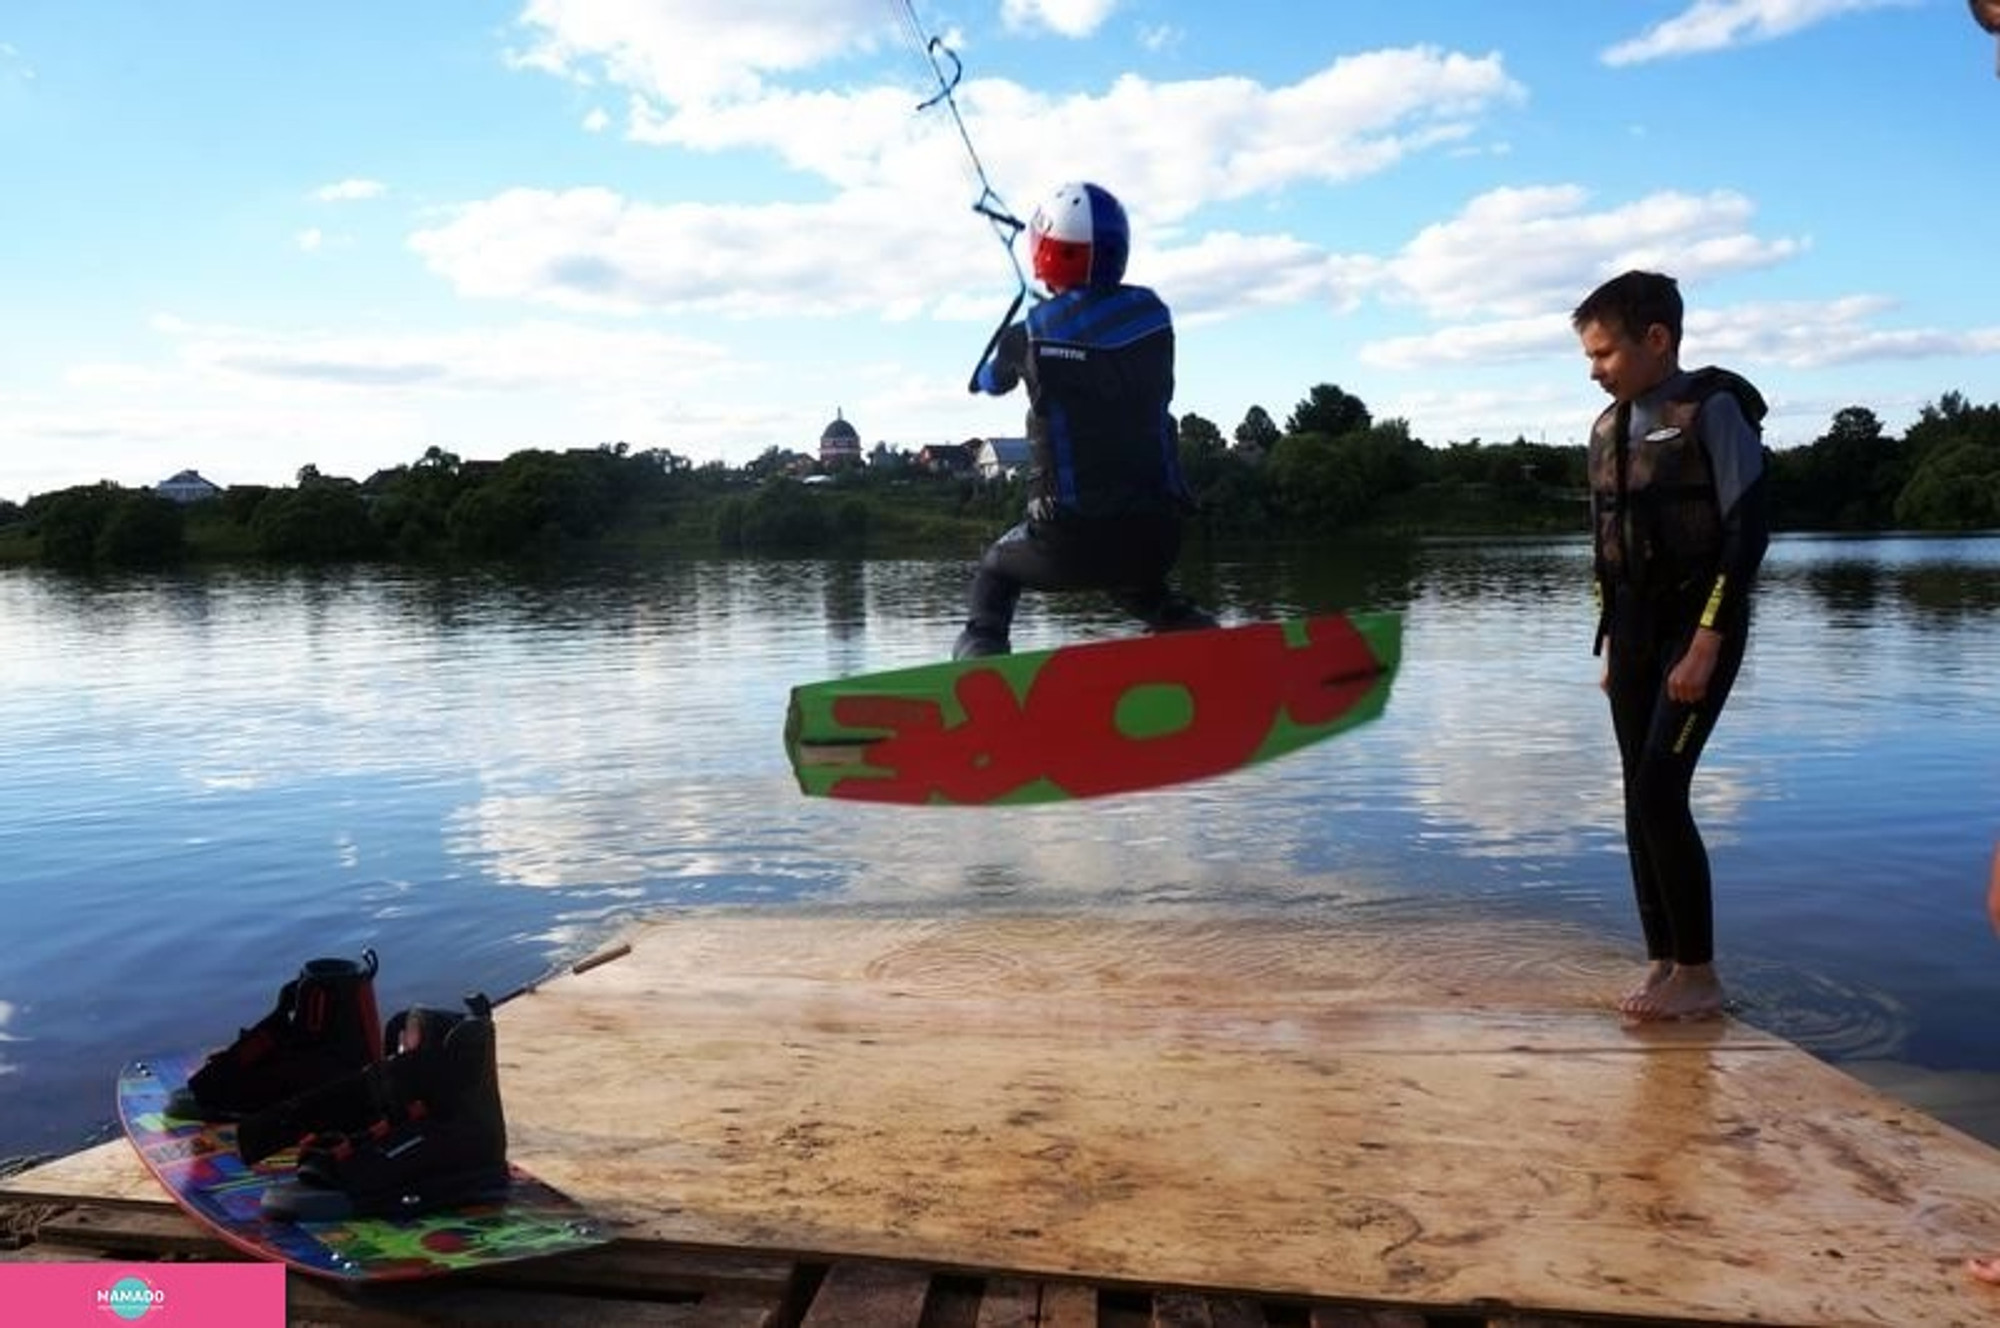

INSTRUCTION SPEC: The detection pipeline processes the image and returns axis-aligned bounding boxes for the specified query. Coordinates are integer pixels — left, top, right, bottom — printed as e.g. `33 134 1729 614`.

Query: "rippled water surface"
2 536 1997 1162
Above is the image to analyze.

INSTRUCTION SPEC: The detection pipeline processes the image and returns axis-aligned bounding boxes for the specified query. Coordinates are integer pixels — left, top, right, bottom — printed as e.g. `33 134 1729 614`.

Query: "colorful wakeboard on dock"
117 1052 607 1281
784 611 1401 806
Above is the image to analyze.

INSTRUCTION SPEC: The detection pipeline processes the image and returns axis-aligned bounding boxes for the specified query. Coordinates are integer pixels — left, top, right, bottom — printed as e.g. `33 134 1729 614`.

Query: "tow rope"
892 1 1034 389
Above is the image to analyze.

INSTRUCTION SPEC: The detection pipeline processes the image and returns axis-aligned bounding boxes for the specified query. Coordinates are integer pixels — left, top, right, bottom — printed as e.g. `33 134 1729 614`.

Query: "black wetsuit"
959 284 1210 651
1589 367 1770 967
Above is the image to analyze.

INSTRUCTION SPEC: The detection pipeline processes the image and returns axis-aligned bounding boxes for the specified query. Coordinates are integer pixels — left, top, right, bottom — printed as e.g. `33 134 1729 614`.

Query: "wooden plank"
1309 1308 1426 1328
473 1241 798 1300
17 912 2000 1326
1040 1281 1099 1328
973 1275 1039 1328
11 1189 797 1301
0 1139 162 1204
484 912 2000 1327
1 1198 69 1251
920 1274 985 1328
799 1261 932 1328
34 1203 224 1259
1205 1297 1271 1328
1154 1290 1216 1327
287 1278 775 1327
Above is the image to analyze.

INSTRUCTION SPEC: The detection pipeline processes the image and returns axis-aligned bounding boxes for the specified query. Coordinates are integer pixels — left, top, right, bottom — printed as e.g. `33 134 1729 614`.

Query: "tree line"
1 385 1994 570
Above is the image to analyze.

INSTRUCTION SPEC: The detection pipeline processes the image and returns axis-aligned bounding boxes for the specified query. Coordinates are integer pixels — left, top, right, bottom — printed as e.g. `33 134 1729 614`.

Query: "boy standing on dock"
1573 270 1770 1023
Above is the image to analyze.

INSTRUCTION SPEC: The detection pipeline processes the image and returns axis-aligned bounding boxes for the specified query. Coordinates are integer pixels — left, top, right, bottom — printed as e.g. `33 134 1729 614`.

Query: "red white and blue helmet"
1029 182 1129 293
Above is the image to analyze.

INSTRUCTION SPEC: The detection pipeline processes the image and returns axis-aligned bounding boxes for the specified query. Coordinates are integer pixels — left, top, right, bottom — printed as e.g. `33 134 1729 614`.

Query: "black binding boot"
257 994 511 1222
168 951 383 1121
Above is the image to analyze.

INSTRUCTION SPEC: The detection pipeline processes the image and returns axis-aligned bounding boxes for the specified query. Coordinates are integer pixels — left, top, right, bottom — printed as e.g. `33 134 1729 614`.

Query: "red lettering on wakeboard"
827 617 1379 803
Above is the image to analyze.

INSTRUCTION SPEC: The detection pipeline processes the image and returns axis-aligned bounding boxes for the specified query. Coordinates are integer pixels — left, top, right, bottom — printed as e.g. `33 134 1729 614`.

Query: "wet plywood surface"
13 909 2000 1325
492 911 2000 1325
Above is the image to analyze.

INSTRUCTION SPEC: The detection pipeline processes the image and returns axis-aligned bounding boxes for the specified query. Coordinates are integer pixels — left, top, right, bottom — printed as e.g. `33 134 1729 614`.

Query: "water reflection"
1 536 1998 1162
0 1000 18 1080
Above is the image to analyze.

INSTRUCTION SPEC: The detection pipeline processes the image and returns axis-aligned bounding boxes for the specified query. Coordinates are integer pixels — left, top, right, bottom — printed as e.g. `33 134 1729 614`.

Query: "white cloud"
440 46 1520 323
0 42 34 80
1685 297 2000 369
296 228 325 253
627 49 1520 220
1385 184 1803 321
157 315 733 394
510 0 1522 231
313 178 387 202
1603 0 1915 65
408 185 970 318
1000 0 1120 38
1379 382 1587 447
0 316 767 492
1362 315 1574 372
582 106 611 132
1150 230 1379 323
1364 296 2000 377
510 0 889 107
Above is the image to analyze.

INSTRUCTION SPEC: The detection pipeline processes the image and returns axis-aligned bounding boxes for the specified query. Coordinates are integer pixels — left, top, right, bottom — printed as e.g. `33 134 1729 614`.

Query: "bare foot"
1968 1255 2000 1284
1619 961 1675 1016
1624 963 1725 1022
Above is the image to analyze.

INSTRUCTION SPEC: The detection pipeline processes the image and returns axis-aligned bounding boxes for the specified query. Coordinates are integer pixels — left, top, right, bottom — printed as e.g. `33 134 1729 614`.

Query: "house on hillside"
971 436 1032 481
153 470 223 504
915 443 975 476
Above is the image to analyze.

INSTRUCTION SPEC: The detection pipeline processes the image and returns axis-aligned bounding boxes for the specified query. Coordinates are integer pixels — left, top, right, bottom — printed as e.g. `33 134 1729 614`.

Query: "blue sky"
2 0 1995 501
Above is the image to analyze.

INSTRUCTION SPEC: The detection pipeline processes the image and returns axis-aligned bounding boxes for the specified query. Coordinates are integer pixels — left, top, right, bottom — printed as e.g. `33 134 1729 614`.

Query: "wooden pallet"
0 1196 1617 1328
14 912 2000 1325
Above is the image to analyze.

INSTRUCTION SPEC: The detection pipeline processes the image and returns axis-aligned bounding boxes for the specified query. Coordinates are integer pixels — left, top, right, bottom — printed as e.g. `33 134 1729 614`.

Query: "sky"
2 0 1996 502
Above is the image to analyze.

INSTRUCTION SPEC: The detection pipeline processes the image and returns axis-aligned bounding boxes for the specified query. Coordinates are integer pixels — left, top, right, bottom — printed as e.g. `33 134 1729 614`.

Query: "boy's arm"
972 321 1028 395
1696 392 1771 632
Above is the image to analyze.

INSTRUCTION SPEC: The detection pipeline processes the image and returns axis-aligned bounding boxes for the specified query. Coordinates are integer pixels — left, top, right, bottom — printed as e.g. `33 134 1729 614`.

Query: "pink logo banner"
0 1262 284 1326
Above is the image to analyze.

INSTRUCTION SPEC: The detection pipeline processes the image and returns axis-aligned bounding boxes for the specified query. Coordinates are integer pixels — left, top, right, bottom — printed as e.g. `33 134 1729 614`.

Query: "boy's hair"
1571 270 1683 349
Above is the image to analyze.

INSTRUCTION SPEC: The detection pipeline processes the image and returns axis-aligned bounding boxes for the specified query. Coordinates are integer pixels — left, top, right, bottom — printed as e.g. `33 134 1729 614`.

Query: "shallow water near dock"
2 534 1997 1163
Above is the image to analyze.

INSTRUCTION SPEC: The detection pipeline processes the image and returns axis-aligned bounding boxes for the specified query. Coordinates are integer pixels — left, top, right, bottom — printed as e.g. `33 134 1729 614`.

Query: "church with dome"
818 409 863 469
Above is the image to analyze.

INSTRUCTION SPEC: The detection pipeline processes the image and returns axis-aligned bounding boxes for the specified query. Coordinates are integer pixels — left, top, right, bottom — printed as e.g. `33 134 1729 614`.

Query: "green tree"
371 446 473 557
744 446 808 482
221 485 274 526
1266 434 1364 529
446 449 616 556
33 483 124 568
733 479 831 550
1769 404 1907 531
1285 384 1372 440
1234 405 1281 454
832 496 871 545
1895 440 2000 529
623 447 693 502
1264 420 1427 533
97 492 187 566
1185 450 1275 535
713 495 747 548
1891 397 2000 530
1177 412 1229 496
251 481 381 560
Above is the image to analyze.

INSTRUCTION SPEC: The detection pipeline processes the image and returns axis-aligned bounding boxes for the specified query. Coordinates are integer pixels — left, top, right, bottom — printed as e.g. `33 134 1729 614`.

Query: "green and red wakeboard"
117 1052 608 1281
785 611 1401 806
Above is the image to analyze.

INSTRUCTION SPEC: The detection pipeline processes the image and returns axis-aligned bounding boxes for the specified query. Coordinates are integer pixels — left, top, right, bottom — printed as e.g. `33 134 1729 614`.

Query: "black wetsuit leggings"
1604 603 1749 967
965 513 1205 642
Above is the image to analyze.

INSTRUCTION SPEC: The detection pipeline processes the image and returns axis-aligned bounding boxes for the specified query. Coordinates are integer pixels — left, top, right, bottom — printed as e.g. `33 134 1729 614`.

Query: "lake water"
2 536 1998 1167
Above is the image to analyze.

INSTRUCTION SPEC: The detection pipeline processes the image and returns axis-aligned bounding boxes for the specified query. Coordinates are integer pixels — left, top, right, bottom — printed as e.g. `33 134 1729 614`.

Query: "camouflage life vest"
1589 366 1767 594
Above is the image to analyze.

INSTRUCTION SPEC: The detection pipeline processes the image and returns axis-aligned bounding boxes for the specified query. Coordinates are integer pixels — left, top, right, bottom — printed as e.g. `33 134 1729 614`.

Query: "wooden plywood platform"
11 908 2000 1326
